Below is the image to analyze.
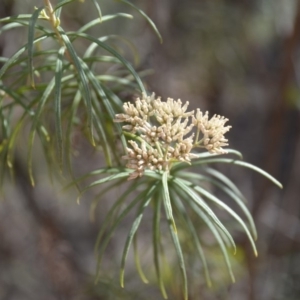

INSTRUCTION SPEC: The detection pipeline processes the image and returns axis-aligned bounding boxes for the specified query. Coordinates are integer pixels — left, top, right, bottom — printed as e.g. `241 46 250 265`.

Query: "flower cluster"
115 93 231 179
192 109 232 154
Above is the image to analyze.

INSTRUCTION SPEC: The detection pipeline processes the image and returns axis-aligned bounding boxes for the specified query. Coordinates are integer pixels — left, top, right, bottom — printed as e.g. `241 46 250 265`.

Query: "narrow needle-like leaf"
95 185 152 283
133 234 149 284
171 189 212 287
190 201 236 283
162 171 177 233
175 158 282 189
118 0 163 43
153 194 168 299
91 0 102 22
68 32 146 94
162 185 188 300
174 178 236 253
58 27 95 145
54 46 66 169
28 7 45 88
192 184 257 256
120 183 158 287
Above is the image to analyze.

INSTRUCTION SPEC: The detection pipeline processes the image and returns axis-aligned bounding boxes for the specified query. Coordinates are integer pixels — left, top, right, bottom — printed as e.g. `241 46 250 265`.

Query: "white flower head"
115 94 231 179
193 109 231 154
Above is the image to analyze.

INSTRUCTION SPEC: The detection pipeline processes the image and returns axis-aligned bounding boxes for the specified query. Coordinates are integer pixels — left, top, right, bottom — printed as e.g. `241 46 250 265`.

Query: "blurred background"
1 0 300 299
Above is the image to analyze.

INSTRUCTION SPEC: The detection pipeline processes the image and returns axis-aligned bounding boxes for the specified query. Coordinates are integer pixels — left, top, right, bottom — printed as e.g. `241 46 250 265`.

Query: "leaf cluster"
0 0 160 185
73 149 282 300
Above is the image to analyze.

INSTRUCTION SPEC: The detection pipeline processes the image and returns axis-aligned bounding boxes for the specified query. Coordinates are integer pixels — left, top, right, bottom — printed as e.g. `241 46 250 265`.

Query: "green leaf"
54 46 66 169
78 13 133 33
95 35 140 66
76 57 118 164
0 34 48 79
0 97 9 139
58 27 94 145
206 173 257 240
65 89 81 187
169 222 188 300
120 182 158 287
36 125 56 184
133 234 149 284
0 22 24 35
157 173 188 299
94 179 143 253
27 77 55 186
97 75 136 87
153 193 168 299
77 172 130 202
0 85 34 115
178 170 257 239
28 6 45 88
53 0 77 11
89 90 113 166
171 189 212 287
0 14 36 22
91 0 102 22
191 183 257 256
204 167 245 201
189 200 235 282
64 167 126 190
175 157 282 188
95 184 151 282
68 32 146 94
27 74 73 185
118 0 163 43
162 171 177 232
101 86 127 150
6 113 27 170
89 178 127 221
174 177 236 253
